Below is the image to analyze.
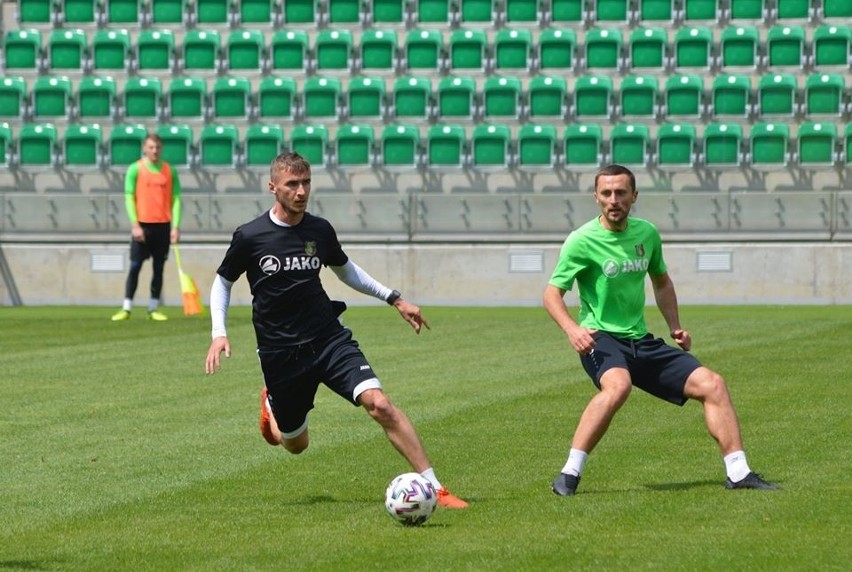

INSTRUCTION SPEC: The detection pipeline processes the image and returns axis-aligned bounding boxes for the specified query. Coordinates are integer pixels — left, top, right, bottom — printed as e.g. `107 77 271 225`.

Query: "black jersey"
217 210 349 349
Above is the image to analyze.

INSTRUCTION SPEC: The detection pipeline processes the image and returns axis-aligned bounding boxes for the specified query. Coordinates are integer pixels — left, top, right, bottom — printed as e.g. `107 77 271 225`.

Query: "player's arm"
543 284 595 355
205 274 234 374
124 162 143 241
330 260 429 333
650 272 691 351
170 166 182 244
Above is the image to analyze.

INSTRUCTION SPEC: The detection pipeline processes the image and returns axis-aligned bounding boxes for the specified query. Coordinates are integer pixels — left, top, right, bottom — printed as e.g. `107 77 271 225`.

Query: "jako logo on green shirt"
602 258 650 277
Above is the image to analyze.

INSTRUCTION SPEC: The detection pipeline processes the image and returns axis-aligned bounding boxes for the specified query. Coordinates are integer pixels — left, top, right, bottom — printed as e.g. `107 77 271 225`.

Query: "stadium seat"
47 29 88 72
664 74 704 118
258 76 297 120
656 122 697 168
78 75 117 119
505 0 539 24
527 75 567 119
472 123 511 168
149 0 187 25
719 26 760 70
773 0 810 21
371 0 406 24
711 74 752 119
302 76 342 118
315 29 354 71
347 76 387 120
563 123 603 167
194 0 230 24
437 75 477 120
335 124 375 167
123 76 163 119
19 0 54 24
610 123 650 165
457 0 496 25
18 122 58 167
538 27 576 71
637 0 675 23
591 0 630 23
404 29 444 72
156 123 194 167
360 29 398 72
681 0 719 23
244 123 284 168
812 25 851 69
756 73 798 118
804 73 845 117
415 0 452 25
822 0 852 20
3 29 42 71
136 29 176 72
494 28 533 71
63 123 102 168
483 75 522 119
381 124 421 168
199 123 239 168
727 0 763 21
550 0 584 24
518 123 558 168
673 26 712 70
393 75 432 119
0 122 13 166
844 123 852 166
427 123 466 167
57 0 98 25
32 75 73 119
290 124 329 166
619 74 659 119
703 122 743 167
797 121 837 167
167 76 208 120
103 0 141 25
573 75 613 119
749 121 790 167
0 76 28 120
628 27 667 72
237 0 273 24
182 29 221 72
108 123 147 166
226 29 265 72
583 27 622 71
449 28 488 71
270 30 310 72
766 25 805 69
212 76 251 119
282 0 318 24
327 0 362 25
92 29 131 72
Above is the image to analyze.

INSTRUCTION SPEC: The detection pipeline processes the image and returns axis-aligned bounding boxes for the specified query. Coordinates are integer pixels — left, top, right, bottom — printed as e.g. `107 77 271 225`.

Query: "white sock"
122 299 132 312
420 467 443 491
147 300 159 313
724 450 751 482
561 448 588 477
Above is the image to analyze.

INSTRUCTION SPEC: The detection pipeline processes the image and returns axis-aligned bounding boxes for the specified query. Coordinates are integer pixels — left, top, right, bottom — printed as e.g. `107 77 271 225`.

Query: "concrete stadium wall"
1 242 850 307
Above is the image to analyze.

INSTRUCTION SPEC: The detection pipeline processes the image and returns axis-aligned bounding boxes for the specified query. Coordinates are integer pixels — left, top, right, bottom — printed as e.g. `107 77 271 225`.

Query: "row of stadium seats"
3 24 850 75
2 120 851 170
2 72 847 124
16 0 852 30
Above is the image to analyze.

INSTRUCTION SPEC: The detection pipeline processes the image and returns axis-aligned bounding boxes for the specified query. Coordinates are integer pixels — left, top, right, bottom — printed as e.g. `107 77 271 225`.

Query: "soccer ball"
384 472 437 526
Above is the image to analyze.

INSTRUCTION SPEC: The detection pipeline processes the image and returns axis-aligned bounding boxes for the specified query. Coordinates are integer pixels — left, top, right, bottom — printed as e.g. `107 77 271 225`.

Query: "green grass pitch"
1 305 850 570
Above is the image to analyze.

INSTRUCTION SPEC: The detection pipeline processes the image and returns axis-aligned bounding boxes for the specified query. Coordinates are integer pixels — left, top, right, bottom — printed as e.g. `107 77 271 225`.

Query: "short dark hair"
270 151 311 181
594 164 636 193
143 133 162 146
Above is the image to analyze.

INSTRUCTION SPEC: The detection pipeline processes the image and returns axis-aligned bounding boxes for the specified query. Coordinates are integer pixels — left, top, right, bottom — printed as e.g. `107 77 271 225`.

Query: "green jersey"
549 216 666 339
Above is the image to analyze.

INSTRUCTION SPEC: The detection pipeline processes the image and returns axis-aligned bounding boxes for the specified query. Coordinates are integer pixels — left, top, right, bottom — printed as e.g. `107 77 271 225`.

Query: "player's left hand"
171 228 180 244
394 300 431 334
671 329 692 351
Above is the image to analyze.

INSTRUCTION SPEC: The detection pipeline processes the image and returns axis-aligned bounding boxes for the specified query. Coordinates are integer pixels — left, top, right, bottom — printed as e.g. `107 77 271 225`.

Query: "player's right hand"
205 336 231 375
568 328 597 356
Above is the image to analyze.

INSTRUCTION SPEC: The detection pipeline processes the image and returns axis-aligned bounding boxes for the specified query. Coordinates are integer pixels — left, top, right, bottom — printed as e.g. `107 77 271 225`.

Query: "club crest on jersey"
304 241 316 256
635 244 645 257
260 255 281 275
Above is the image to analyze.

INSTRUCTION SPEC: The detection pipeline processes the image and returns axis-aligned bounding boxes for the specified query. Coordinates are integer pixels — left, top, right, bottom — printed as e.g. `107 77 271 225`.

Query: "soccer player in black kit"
204 152 468 509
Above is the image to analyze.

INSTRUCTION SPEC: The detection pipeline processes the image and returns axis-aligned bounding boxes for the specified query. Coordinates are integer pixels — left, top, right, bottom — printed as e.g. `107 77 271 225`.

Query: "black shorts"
579 332 702 406
130 222 171 263
257 328 382 435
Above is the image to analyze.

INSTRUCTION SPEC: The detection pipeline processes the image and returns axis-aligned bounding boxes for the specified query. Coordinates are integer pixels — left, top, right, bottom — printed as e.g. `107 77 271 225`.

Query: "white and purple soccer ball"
384 472 437 526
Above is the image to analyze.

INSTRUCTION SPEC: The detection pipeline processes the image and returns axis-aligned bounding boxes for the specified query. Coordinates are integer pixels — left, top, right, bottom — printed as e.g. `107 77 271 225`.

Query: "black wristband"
386 289 401 305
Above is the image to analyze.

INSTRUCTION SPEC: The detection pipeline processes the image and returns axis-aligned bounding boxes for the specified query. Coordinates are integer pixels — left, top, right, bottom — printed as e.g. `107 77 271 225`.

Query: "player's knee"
363 393 398 426
600 374 632 405
283 439 308 454
687 368 730 403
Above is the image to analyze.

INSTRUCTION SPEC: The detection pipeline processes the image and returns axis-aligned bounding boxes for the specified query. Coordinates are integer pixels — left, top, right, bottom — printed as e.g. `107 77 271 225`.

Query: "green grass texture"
1 305 850 571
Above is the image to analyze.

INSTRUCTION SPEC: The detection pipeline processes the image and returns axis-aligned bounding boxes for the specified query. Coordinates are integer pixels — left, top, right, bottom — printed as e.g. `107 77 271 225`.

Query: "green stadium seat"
766 25 805 69
199 123 239 168
182 29 221 72
414 0 452 25
194 0 230 24
108 123 147 166
303 76 342 119
483 75 522 119
472 123 511 168
32 75 73 119
290 124 329 166
797 121 837 167
347 76 386 120
804 73 845 117
656 122 697 168
592 0 630 23
371 0 406 24
3 29 42 71
527 75 567 119
550 0 584 24
749 121 789 168
710 74 751 119
628 27 667 72
844 123 852 166
703 122 743 167
258 76 297 120
78 75 117 119
437 75 477 120
719 26 760 69
682 0 719 23
103 0 141 25
381 124 421 168
19 0 54 24
18 122 58 167
404 29 444 72
136 29 176 72
812 25 851 69
156 123 194 167
494 28 533 71
584 27 622 71
47 29 88 72
212 76 251 119
673 26 712 70
823 0 852 20
610 123 650 165
335 124 375 167
244 123 284 168
620 74 659 119
0 122 13 166
774 0 809 21
727 0 763 21
457 0 495 25
63 123 103 168
664 74 704 119
315 29 354 71
270 30 309 72
327 0 361 24
0 76 27 120
518 124 558 168
167 76 208 120
637 0 674 22
57 0 97 25
237 0 273 24
393 76 432 120
573 75 613 119
226 29 265 72
123 76 163 119
282 0 318 24
563 123 603 168
449 28 488 71
360 29 398 72
757 73 798 118
427 123 466 167
92 29 131 72
538 28 576 71
506 0 539 24
149 0 187 25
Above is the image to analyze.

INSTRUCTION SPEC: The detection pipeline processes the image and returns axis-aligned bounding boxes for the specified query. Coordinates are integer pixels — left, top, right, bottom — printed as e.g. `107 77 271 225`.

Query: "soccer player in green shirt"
544 165 777 495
